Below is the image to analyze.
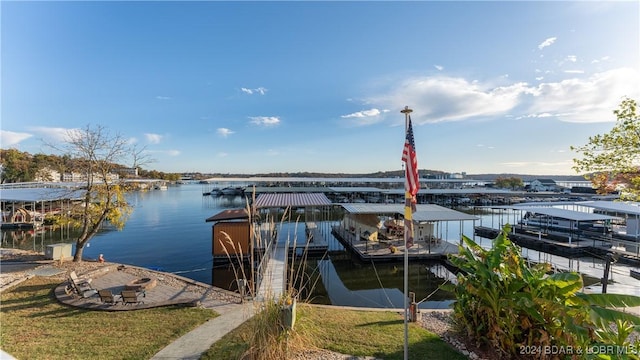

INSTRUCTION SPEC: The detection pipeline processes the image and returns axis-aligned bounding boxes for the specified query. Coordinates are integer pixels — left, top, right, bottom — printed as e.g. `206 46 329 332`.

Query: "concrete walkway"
151 302 255 360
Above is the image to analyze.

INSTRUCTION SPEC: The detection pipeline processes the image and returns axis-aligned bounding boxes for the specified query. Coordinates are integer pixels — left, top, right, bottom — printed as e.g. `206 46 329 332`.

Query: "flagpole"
401 105 413 360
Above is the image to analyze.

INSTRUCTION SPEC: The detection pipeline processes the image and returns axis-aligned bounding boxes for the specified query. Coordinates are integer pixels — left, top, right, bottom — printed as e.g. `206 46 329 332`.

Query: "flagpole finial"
401 106 413 114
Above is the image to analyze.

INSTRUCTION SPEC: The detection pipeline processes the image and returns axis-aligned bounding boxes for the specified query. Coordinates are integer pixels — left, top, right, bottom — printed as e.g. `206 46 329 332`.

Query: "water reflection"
313 256 455 309
1 226 82 253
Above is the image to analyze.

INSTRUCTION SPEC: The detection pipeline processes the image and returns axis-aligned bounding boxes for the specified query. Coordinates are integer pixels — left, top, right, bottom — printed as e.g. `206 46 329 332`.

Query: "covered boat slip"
207 193 336 300
478 201 640 260
332 203 479 261
0 187 86 229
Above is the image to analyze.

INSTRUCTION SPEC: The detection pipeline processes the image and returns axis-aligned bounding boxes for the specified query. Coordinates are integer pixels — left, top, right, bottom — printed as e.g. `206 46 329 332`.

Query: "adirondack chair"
98 289 120 304
69 271 92 287
120 290 144 305
67 272 97 298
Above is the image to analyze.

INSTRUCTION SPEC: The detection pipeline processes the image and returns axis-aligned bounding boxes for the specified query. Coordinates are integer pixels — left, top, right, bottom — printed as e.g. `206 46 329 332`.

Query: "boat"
153 183 168 190
220 187 245 196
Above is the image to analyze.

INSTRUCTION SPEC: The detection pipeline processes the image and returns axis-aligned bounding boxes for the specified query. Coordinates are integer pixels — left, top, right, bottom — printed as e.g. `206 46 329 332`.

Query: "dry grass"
0 277 218 360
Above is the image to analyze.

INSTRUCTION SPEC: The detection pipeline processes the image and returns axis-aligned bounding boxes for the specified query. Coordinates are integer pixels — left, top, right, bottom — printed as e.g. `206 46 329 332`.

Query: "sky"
2 1 639 176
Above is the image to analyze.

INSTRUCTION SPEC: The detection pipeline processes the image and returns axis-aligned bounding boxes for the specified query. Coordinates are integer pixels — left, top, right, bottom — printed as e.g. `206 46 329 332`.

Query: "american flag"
401 117 420 198
401 116 419 248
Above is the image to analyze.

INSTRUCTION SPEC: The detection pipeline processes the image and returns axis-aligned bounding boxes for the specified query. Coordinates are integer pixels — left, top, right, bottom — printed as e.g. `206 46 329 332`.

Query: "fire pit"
125 277 157 291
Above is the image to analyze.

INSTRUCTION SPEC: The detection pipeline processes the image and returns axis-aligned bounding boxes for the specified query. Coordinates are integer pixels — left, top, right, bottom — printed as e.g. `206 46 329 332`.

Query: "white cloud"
524 67 640 123
367 75 529 124
476 144 495 149
28 126 75 142
591 56 611 64
538 37 557 50
156 96 171 100
217 152 228 158
217 128 235 137
563 70 584 74
341 108 385 126
1 130 32 147
362 67 639 126
434 65 444 71
565 55 577 63
249 116 280 126
241 87 268 95
341 108 382 118
145 133 163 144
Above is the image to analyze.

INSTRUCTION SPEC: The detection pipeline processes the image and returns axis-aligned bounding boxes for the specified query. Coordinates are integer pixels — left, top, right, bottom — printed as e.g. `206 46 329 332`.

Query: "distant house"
528 179 558 192
34 167 62 182
119 167 139 178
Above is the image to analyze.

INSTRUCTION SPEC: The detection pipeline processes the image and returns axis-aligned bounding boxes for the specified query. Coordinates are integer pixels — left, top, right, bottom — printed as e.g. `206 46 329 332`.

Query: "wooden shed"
206 209 251 259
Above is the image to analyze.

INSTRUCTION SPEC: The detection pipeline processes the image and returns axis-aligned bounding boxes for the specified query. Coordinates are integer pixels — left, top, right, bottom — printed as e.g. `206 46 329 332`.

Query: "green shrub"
446 224 640 359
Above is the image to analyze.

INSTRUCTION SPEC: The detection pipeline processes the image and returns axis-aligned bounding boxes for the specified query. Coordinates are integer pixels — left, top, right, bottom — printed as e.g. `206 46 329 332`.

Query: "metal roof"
205 209 249 222
338 203 479 222
515 207 620 222
328 187 385 193
253 193 332 208
0 188 86 202
578 201 640 216
384 188 515 195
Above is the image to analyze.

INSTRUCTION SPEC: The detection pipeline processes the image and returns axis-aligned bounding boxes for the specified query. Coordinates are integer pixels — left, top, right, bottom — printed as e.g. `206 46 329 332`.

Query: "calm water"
3 184 226 284
0 184 506 308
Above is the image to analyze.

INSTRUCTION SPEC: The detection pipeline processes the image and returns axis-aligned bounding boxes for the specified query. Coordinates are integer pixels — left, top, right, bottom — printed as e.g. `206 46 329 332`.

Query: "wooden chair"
67 277 97 298
98 289 119 305
69 271 92 287
121 290 144 305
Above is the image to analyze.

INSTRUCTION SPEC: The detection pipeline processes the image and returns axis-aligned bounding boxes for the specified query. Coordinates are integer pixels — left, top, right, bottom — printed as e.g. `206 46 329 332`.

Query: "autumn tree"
53 125 134 262
494 176 524 190
571 97 640 201
0 149 34 183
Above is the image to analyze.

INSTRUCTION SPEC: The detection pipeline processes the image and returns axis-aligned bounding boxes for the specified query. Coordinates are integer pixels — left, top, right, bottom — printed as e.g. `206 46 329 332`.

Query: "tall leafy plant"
446 224 640 359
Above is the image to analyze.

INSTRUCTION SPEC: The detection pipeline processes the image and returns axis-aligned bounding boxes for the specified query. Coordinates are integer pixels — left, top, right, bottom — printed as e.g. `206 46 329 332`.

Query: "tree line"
0 148 181 183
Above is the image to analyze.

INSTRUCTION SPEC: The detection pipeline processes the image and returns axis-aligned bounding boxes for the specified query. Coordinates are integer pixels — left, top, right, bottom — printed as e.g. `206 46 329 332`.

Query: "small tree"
494 176 524 190
571 97 640 201
53 125 133 262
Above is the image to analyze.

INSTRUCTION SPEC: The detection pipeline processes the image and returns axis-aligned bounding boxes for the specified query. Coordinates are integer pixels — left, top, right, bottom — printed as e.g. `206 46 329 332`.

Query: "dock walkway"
256 237 288 301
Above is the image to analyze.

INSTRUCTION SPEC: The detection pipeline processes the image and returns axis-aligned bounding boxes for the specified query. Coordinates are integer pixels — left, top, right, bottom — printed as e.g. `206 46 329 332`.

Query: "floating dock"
474 226 611 258
331 225 458 262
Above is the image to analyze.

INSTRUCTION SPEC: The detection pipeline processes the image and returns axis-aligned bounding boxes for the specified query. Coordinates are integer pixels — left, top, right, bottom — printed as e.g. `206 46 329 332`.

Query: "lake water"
5 184 627 308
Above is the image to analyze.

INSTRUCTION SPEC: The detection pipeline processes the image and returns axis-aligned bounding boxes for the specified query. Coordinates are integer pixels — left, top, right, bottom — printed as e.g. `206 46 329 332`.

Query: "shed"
206 209 251 258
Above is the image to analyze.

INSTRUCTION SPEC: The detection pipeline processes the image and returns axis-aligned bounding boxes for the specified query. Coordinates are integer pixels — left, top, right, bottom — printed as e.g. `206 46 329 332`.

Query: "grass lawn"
204 304 467 360
0 277 218 360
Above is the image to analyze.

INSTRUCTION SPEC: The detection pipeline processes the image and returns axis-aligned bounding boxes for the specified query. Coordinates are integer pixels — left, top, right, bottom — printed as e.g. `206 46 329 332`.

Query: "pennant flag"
401 116 419 248
404 195 415 248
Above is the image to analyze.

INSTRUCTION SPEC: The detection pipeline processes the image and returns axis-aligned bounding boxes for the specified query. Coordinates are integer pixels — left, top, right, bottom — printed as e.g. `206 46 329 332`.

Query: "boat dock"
475 226 612 258
331 225 458 262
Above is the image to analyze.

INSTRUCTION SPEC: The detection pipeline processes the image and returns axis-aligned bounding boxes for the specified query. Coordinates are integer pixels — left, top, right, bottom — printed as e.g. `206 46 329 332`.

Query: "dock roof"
253 193 332 208
578 200 640 216
338 203 479 222
0 188 86 202
205 209 249 222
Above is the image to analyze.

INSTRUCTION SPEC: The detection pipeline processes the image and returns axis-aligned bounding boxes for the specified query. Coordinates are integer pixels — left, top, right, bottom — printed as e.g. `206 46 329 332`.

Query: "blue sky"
2 1 639 176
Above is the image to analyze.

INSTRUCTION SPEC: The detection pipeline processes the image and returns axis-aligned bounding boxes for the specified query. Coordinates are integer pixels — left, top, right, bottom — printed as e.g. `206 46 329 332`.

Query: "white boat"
220 187 245 196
